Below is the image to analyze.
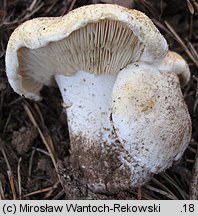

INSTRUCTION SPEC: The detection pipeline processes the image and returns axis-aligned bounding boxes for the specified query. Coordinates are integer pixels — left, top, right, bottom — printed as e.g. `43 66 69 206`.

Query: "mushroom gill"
17 19 144 92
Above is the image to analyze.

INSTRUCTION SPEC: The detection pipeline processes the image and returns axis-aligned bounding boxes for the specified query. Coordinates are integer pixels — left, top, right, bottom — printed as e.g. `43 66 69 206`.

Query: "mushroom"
5 4 191 193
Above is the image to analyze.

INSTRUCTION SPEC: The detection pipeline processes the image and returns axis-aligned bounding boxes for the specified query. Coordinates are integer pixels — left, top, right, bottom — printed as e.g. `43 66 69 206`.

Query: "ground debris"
0 0 197 200
11 126 38 154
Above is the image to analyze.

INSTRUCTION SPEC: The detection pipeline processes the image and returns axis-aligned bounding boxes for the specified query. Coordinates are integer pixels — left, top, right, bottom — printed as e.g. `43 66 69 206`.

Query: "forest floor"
0 0 198 199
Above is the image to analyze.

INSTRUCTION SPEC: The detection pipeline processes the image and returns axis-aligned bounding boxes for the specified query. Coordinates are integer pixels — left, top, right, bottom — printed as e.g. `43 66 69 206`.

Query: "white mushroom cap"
158 51 191 86
111 62 191 182
6 4 168 100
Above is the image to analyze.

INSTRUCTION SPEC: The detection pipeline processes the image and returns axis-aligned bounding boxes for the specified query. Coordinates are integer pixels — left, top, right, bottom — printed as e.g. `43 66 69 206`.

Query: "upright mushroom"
5 4 191 193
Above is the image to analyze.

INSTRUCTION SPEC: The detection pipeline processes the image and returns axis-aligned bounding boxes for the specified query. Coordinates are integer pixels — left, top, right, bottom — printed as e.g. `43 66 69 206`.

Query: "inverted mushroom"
5 4 191 193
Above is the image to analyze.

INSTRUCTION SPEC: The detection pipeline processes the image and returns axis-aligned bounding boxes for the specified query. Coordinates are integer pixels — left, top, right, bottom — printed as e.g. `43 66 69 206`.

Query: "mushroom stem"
55 71 116 144
55 71 120 192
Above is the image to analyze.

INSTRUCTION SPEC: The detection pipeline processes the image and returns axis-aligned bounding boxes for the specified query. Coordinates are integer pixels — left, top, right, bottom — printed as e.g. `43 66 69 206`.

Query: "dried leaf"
187 0 194 14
